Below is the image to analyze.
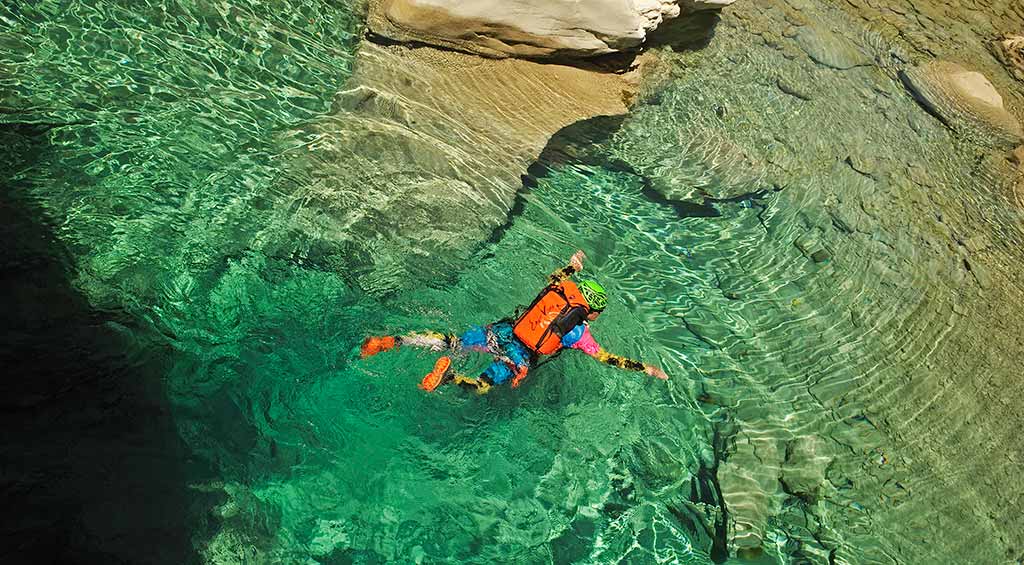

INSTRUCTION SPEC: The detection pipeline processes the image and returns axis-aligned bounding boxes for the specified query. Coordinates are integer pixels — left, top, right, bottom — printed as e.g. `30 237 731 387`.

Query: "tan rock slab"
993 35 1024 81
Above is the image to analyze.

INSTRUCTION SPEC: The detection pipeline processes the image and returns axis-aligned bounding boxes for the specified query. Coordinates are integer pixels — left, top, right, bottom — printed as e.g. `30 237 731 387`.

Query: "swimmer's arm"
591 349 668 379
548 250 586 285
548 265 576 285
570 326 668 379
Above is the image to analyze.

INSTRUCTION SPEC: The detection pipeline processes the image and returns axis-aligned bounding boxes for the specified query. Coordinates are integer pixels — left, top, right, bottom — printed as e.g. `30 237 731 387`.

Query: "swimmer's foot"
361 336 396 358
419 356 452 392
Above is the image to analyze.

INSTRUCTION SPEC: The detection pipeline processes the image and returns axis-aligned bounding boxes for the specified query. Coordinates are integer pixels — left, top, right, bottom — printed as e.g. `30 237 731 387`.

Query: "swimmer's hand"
645 365 668 380
570 249 585 272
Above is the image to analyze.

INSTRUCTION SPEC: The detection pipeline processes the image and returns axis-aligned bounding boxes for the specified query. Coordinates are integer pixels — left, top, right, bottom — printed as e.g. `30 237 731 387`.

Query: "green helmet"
578 279 608 312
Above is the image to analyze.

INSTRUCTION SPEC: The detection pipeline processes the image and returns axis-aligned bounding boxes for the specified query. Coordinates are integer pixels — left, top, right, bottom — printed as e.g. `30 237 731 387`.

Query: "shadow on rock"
646 9 723 52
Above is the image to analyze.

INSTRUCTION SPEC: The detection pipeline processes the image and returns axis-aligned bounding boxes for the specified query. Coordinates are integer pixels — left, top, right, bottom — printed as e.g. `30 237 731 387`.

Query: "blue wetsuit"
458 321 533 385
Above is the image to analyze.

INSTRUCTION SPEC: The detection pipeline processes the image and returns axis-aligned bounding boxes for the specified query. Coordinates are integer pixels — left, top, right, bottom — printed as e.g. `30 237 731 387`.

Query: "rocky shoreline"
367 0 734 59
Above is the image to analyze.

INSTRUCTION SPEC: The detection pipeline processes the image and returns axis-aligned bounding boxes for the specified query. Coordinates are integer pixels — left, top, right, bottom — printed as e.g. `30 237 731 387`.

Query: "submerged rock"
1012 148 1024 207
367 0 736 59
1015 173 1024 208
777 76 812 100
1010 145 1024 166
780 436 832 503
717 434 781 557
794 24 870 70
899 60 1024 148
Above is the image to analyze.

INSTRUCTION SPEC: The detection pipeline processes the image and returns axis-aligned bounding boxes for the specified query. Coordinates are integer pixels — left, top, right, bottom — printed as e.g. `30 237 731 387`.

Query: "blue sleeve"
561 324 585 348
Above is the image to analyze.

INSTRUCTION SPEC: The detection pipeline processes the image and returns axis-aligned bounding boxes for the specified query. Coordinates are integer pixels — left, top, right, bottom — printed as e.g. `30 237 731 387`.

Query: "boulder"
1010 145 1024 166
367 0 736 59
779 436 832 503
900 60 1024 149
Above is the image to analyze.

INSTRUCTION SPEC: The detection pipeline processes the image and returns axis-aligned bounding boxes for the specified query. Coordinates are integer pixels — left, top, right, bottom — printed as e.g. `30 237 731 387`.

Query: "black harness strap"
531 348 564 371
534 302 572 351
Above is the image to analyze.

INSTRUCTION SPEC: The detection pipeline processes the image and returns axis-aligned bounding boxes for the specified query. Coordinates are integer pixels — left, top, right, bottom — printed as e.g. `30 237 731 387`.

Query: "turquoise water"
5 0 1024 563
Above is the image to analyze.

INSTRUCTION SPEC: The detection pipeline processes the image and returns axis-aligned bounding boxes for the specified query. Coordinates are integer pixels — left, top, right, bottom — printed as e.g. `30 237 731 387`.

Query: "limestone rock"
900 61 1024 149
1015 172 1024 209
717 434 782 556
993 35 1024 82
1010 145 1024 166
681 0 735 9
794 24 870 70
367 0 736 59
780 436 832 503
1013 146 1024 208
777 76 812 100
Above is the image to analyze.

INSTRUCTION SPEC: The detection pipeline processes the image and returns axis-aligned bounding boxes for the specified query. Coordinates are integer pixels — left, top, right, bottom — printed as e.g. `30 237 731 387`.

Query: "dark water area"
1 0 361 561
0 123 208 563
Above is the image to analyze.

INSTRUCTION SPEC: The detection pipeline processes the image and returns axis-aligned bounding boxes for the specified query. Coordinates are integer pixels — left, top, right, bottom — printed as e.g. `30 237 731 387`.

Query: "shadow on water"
489 113 777 251
0 123 212 564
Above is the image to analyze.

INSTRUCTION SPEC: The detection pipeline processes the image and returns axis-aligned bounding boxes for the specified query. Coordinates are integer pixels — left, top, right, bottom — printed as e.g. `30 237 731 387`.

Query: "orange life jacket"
513 280 591 355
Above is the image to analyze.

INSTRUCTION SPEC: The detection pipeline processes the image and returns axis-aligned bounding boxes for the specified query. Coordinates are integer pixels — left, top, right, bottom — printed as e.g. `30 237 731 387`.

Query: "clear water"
4 0 1024 563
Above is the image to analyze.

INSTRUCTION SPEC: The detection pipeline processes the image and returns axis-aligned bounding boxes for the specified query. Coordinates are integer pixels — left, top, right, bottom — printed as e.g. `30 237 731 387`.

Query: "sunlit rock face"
367 0 736 59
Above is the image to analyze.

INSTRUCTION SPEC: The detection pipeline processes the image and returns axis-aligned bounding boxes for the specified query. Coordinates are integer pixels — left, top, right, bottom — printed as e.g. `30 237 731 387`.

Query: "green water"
5 0 1024 563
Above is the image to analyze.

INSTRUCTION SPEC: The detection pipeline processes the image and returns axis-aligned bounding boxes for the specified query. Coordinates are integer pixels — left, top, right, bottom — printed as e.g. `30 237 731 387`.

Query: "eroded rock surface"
717 434 781 555
794 24 870 70
900 60 1024 148
608 1 1024 561
367 0 736 59
279 42 633 292
994 35 1024 81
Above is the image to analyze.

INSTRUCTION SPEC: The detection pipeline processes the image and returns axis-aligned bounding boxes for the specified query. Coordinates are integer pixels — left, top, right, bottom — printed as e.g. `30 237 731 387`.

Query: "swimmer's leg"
452 374 494 395
364 326 503 394
361 330 457 358
419 358 499 394
452 358 522 395
419 356 453 392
